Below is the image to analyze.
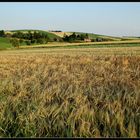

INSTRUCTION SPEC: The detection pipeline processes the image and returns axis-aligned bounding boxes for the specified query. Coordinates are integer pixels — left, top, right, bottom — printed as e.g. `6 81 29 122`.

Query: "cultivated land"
19 39 140 49
0 44 140 137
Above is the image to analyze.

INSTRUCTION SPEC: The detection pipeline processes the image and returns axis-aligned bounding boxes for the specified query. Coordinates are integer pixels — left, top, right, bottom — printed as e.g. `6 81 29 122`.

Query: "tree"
96 38 103 42
10 39 20 48
12 31 23 39
25 40 31 45
85 33 89 39
91 39 96 42
19 39 23 44
31 39 37 44
0 30 5 37
37 38 45 44
71 32 76 39
33 31 39 39
63 34 69 42
77 34 80 39
63 32 86 42
54 38 58 42
80 34 86 40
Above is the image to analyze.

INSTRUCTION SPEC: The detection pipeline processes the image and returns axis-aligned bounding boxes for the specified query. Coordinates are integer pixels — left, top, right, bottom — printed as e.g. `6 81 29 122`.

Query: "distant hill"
1 29 139 50
122 36 140 40
70 32 127 41
7 30 139 41
50 31 140 41
8 29 62 41
49 31 73 38
49 31 123 41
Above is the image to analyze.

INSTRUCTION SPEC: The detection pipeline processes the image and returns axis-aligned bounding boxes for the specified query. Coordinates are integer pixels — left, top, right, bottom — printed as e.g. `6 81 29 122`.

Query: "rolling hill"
49 31 73 38
8 29 62 41
49 31 140 41
68 32 136 41
7 29 139 42
0 37 13 50
0 29 139 50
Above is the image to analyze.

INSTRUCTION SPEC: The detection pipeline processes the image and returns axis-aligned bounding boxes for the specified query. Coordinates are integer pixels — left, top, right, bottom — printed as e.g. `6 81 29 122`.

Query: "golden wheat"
0 50 140 137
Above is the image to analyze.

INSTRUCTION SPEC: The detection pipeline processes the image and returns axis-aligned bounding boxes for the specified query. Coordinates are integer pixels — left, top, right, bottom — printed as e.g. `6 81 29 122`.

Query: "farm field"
0 45 140 137
19 39 140 49
1 1 140 138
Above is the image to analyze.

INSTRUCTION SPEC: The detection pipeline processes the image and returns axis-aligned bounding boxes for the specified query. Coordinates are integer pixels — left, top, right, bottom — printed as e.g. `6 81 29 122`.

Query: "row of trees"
49 30 62 32
63 33 89 42
63 33 116 42
12 31 49 43
1 30 52 48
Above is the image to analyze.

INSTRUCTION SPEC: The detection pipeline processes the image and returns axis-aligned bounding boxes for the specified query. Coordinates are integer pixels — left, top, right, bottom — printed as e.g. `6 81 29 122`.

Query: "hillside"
1 29 140 50
8 29 62 41
0 37 12 50
50 31 140 41
49 31 72 38
70 32 125 41
8 30 139 42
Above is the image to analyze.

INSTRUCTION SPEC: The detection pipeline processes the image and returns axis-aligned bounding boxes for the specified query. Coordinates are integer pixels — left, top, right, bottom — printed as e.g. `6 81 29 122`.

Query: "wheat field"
0 47 140 137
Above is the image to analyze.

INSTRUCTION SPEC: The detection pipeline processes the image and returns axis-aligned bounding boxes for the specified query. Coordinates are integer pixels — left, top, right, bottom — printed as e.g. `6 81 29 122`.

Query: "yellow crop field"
49 32 73 37
0 46 140 137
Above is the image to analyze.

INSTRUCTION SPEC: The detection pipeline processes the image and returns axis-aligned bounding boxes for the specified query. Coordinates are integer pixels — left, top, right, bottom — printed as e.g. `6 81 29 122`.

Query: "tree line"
62 33 114 42
11 31 49 44
0 30 55 48
63 33 89 43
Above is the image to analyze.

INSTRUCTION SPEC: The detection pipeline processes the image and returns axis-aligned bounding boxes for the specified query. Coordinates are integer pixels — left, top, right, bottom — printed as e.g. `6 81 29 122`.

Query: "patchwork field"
0 46 140 137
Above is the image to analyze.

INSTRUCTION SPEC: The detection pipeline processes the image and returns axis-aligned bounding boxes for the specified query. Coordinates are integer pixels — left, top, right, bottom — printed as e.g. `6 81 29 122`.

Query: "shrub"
25 40 31 45
10 38 20 48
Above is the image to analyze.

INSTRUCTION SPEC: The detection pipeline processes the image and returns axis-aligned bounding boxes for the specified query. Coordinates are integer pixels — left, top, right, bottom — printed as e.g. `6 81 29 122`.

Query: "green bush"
25 40 31 45
10 39 20 48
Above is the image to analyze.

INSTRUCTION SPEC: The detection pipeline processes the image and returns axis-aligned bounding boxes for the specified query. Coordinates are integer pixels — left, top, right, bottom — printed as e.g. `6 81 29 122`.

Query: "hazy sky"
0 2 140 37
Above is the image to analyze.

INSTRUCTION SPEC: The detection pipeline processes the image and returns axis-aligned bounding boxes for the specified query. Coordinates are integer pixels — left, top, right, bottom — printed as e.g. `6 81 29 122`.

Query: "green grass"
0 37 13 50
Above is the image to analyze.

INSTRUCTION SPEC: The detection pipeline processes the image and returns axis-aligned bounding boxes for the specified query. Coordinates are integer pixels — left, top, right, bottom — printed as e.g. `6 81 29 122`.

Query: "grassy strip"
19 40 140 49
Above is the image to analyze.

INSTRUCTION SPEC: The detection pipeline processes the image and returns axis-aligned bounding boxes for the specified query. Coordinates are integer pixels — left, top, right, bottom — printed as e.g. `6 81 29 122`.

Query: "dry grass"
49 32 72 37
0 49 140 137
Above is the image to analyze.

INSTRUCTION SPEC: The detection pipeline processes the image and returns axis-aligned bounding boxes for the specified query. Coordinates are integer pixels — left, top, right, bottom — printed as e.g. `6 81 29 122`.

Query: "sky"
0 2 140 37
